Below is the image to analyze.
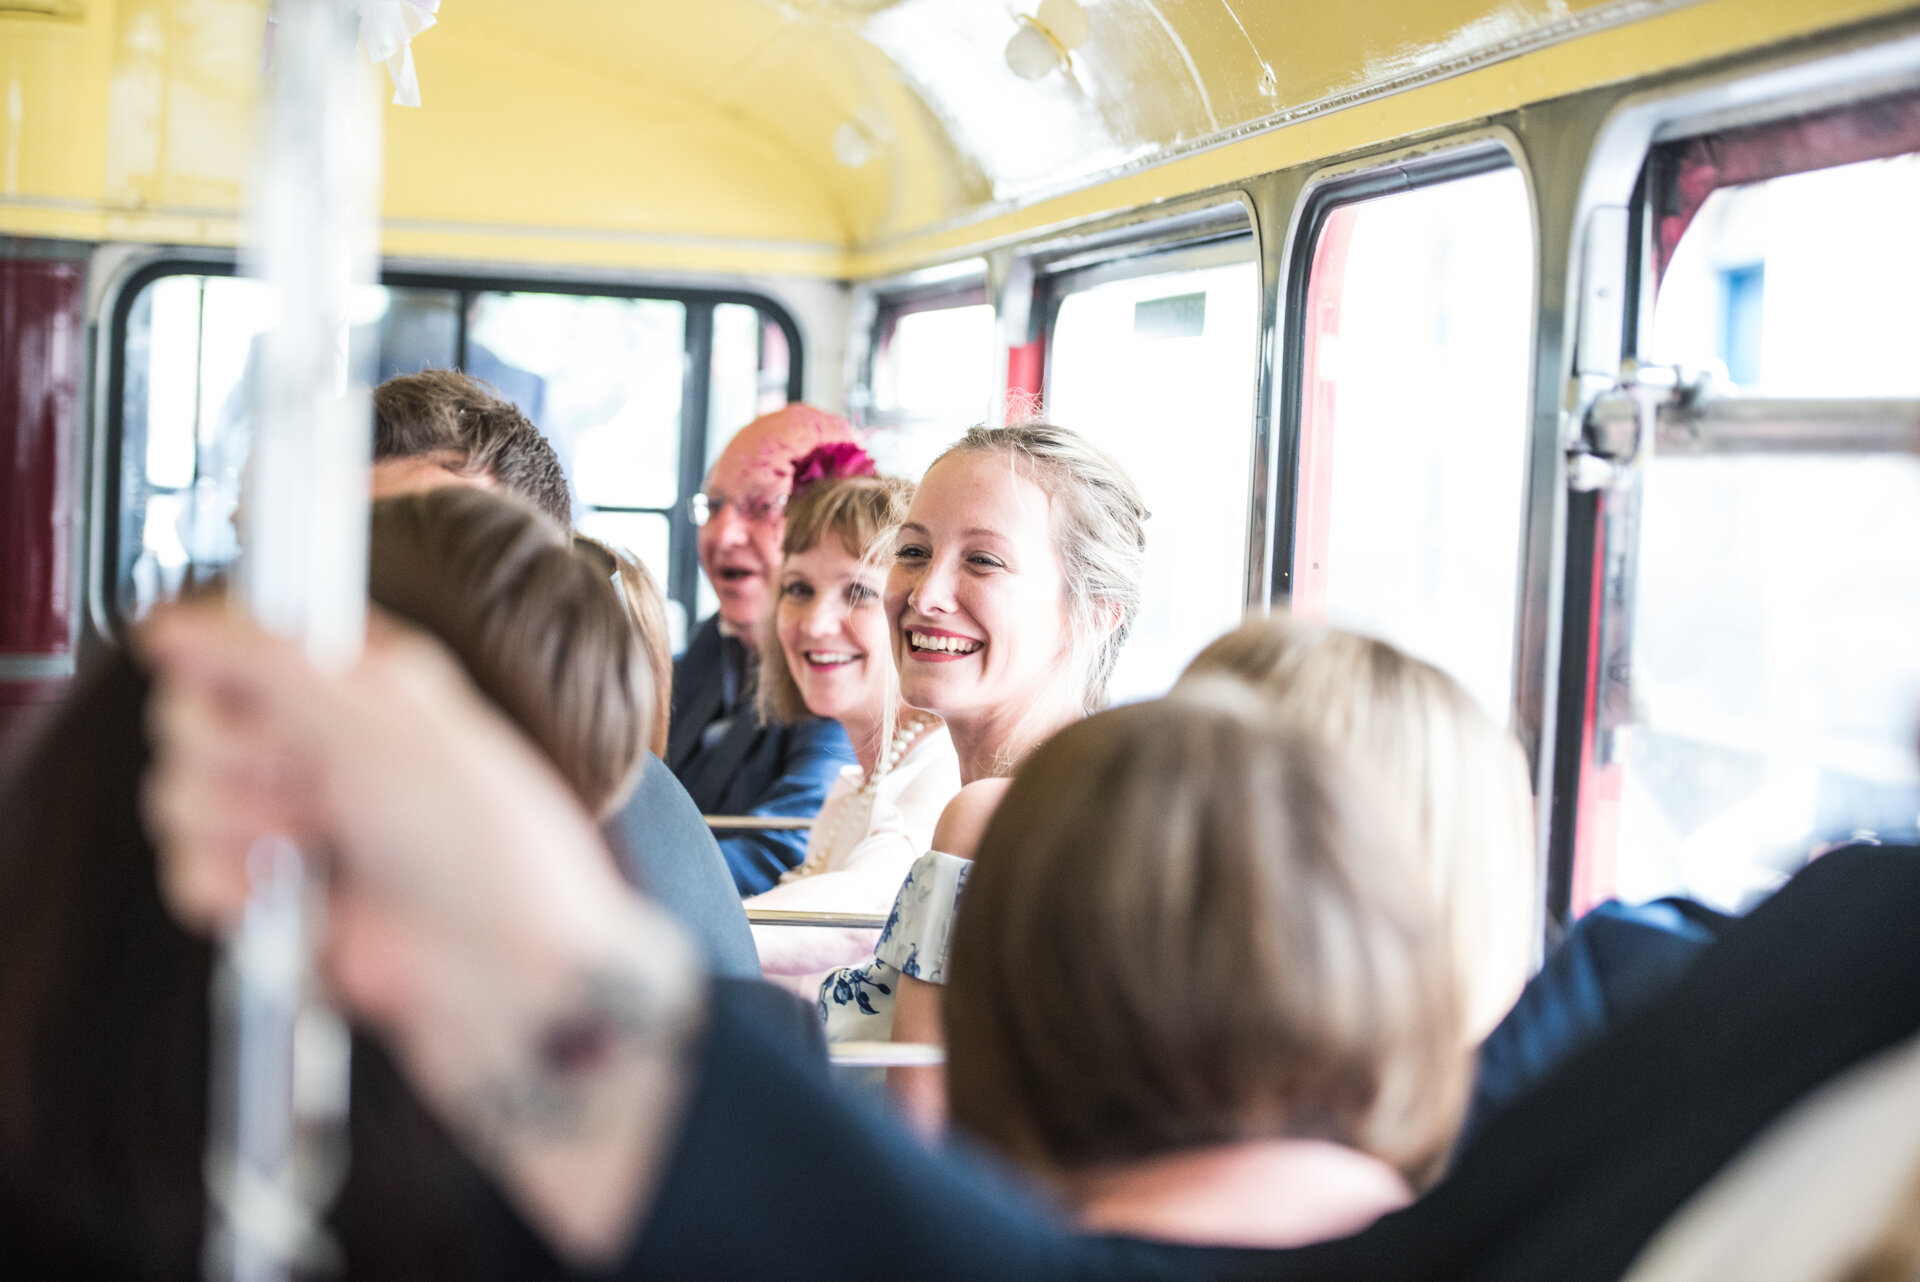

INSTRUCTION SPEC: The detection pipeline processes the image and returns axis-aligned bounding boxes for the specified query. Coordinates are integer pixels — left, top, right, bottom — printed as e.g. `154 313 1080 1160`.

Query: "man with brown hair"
370 368 573 529
367 367 758 978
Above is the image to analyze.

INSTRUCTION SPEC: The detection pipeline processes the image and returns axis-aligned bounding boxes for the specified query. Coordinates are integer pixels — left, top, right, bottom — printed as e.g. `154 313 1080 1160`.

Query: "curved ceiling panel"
4 0 1893 272
451 0 1696 246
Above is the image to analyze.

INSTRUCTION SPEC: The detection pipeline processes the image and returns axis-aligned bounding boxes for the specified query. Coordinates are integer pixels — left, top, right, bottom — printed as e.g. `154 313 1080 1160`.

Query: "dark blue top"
1461 896 1733 1148
666 615 856 896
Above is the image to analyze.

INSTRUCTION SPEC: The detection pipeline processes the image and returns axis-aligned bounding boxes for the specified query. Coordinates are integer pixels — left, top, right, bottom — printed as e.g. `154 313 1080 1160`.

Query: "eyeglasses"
688 490 788 527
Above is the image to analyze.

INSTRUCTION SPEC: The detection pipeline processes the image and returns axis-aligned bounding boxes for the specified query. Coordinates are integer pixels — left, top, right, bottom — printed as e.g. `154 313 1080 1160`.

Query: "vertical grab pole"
205 1 379 1279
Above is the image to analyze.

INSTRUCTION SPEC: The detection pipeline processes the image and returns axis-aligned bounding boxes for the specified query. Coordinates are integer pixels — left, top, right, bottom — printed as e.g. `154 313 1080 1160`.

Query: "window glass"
1611 455 1920 912
1046 256 1261 704
577 508 680 650
371 289 461 383
867 302 998 477
709 301 793 471
576 511 671 585
471 293 686 527
1647 154 1920 395
117 275 431 619
1290 166 1535 722
114 273 798 630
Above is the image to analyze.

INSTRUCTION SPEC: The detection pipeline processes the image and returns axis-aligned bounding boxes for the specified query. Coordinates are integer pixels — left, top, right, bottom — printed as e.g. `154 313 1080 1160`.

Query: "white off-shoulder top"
748 726 960 989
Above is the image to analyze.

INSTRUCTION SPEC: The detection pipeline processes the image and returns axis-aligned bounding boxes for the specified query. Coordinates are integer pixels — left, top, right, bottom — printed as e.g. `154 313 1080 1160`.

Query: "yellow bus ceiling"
3 0 1916 276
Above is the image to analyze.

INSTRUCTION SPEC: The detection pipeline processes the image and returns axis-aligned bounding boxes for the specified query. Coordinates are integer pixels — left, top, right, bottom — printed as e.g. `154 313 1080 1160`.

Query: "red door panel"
0 255 86 774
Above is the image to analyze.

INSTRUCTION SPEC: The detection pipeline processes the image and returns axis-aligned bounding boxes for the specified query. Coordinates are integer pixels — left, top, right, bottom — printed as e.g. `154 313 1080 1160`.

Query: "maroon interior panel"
1657 89 1920 276
0 257 84 656
0 678 69 780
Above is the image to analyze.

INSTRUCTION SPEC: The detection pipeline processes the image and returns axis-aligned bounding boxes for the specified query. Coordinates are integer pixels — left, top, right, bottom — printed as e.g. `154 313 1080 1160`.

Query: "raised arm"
141 605 705 1264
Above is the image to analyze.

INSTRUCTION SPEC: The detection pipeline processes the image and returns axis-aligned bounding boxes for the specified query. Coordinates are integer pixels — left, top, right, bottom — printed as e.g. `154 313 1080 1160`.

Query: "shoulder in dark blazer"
1461 897 1732 1147
667 615 729 777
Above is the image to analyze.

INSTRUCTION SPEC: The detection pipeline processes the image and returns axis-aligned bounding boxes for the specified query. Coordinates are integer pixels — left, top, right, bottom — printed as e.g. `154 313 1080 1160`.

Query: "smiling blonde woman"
748 458 961 991
819 423 1150 1119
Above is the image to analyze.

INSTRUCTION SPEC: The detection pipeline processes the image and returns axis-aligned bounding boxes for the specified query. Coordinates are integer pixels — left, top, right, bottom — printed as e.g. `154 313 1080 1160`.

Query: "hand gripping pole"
205 3 379 1278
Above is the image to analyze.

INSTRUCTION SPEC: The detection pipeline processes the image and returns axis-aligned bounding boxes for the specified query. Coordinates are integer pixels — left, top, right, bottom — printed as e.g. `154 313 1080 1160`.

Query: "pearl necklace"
784 713 936 882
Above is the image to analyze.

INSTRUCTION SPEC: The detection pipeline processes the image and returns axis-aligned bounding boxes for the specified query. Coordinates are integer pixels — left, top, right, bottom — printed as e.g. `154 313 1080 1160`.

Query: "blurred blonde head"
1180 618 1537 1041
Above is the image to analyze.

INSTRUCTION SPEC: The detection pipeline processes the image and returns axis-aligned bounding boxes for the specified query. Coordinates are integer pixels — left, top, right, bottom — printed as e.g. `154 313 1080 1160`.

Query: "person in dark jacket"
1460 896 1731 1147
606 756 760 979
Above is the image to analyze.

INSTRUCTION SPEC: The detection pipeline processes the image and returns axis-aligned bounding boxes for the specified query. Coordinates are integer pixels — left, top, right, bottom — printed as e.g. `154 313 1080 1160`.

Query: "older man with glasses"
668 404 860 895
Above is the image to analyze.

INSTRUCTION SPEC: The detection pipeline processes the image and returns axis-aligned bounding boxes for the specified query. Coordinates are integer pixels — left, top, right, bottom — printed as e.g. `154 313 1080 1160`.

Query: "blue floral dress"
819 849 971 1042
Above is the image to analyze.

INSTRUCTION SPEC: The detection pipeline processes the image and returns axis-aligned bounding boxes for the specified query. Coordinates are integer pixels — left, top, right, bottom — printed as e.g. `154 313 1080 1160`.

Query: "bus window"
1610 455 1920 912
710 301 794 464
1290 164 1534 723
474 291 686 600
693 302 798 628
1045 253 1260 704
1589 126 1920 914
110 269 800 635
1646 154 1920 395
866 298 998 478
116 274 450 621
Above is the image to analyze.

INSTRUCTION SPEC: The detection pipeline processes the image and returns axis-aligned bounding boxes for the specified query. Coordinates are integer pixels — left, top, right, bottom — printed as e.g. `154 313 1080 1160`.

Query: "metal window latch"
1571 367 1920 485
1568 361 1693 492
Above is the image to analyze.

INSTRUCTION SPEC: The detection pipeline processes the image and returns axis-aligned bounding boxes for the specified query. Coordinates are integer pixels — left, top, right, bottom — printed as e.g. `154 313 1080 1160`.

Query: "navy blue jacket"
603 755 761 979
1461 896 1732 1146
667 615 856 896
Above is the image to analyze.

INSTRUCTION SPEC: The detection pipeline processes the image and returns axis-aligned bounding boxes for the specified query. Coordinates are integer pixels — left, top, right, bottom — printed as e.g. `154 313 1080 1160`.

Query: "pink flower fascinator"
789 442 879 496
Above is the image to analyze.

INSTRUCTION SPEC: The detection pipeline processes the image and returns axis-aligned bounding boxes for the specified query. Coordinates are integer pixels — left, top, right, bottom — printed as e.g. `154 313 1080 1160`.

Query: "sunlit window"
866 300 998 478
116 274 400 620
1609 456 1920 912
695 302 797 627
473 292 685 517
467 289 700 641
1592 144 1920 913
710 301 794 467
1046 255 1261 704
1647 154 1920 395
1290 165 1535 723
112 269 797 637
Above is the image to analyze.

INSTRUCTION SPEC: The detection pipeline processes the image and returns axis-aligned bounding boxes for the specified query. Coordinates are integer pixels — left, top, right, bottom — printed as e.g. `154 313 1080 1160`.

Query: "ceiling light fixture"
1005 0 1087 81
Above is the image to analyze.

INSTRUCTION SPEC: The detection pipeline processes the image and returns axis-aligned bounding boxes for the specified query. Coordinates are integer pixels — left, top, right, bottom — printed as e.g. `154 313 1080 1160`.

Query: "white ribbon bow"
262 1 440 108
358 0 440 108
